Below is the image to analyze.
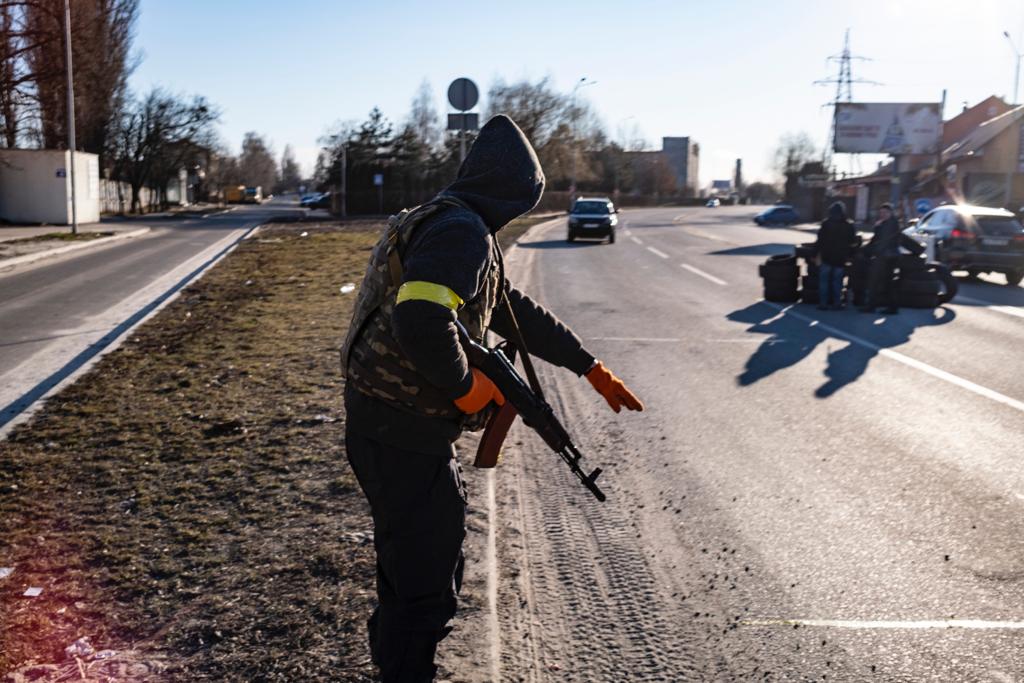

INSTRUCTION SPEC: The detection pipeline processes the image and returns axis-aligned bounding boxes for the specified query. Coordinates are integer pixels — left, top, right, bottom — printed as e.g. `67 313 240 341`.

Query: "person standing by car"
815 202 858 309
860 203 922 314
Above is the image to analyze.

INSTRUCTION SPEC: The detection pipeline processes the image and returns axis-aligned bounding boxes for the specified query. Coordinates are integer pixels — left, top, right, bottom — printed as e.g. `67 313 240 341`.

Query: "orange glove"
586 362 644 413
453 368 505 414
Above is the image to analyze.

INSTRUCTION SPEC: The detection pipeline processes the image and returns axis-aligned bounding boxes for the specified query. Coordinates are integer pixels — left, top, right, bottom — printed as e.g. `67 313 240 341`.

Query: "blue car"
755 205 800 227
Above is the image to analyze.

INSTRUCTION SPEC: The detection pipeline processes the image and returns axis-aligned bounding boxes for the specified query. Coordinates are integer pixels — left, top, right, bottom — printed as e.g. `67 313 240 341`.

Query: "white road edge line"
766 302 1024 413
742 619 1024 629
630 235 643 245
681 263 728 286
647 246 669 259
486 470 501 682
956 295 1024 320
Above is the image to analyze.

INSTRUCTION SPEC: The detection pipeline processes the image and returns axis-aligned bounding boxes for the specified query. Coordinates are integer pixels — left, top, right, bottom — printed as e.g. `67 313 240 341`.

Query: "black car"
903 204 1024 286
567 197 618 243
754 205 800 226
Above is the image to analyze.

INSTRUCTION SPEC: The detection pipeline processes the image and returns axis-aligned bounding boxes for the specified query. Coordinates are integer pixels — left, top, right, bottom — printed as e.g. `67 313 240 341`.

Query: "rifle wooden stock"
455 321 607 501
473 402 518 468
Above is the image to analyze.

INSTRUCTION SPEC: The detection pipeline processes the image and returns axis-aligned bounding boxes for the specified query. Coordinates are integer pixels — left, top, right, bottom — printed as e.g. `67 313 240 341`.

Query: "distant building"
0 149 100 225
710 179 732 194
619 136 701 198
661 137 700 196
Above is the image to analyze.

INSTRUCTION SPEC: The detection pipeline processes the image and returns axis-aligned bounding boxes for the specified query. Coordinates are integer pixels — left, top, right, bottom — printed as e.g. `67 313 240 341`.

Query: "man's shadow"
728 301 956 398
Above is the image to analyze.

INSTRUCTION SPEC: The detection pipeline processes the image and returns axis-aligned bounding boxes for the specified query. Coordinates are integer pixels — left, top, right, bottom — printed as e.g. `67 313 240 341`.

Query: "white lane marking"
590 336 682 342
630 235 643 245
956 295 1024 320
647 246 669 259
682 227 734 244
766 303 1024 414
624 229 633 236
680 263 728 286
485 470 501 682
742 619 1024 630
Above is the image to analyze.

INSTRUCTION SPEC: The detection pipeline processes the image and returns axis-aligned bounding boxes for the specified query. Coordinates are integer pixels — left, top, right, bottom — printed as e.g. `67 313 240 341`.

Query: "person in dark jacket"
860 203 901 314
340 115 644 683
859 203 923 314
814 202 858 309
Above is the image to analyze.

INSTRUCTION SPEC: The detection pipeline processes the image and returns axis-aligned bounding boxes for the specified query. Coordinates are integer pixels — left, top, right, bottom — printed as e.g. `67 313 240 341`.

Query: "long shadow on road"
728 301 956 398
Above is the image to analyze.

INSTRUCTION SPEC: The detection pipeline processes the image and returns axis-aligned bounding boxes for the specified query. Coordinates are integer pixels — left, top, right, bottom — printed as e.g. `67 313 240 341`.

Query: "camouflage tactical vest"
340 198 504 422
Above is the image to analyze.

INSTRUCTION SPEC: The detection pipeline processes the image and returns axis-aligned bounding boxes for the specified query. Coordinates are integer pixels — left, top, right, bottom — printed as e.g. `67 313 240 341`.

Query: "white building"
0 149 100 225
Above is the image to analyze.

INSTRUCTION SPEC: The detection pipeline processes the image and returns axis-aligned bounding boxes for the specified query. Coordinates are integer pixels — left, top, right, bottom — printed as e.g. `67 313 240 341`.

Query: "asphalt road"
0 200 302 431
459 205 1024 681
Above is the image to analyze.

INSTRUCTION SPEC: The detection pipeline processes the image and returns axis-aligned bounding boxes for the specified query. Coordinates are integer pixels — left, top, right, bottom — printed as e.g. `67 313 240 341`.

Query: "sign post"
447 78 480 163
373 172 383 214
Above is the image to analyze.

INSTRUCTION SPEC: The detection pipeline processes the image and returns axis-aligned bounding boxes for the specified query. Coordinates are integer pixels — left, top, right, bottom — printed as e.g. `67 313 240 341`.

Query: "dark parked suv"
567 197 618 243
903 204 1024 286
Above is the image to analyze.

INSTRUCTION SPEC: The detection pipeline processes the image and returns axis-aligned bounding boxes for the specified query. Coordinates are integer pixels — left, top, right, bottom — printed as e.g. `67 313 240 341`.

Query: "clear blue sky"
131 0 1024 185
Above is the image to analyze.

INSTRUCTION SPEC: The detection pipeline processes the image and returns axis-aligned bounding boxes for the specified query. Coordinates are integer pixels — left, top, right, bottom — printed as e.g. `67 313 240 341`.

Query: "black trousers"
345 430 467 683
866 255 899 309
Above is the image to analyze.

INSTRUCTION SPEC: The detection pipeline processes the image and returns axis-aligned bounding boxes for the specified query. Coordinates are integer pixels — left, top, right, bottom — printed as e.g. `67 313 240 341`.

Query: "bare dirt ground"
1 220 383 681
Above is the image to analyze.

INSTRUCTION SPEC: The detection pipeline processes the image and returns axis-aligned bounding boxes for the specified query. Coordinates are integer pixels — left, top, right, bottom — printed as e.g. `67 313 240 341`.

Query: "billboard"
834 103 942 155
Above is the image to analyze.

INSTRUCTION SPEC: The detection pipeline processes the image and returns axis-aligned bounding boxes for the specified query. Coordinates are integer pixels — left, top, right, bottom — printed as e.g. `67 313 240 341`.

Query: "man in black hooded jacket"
815 202 858 309
341 115 644 682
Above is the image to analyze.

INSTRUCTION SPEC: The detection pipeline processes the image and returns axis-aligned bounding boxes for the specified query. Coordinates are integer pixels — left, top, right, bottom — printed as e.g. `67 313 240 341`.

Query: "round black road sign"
447 78 479 112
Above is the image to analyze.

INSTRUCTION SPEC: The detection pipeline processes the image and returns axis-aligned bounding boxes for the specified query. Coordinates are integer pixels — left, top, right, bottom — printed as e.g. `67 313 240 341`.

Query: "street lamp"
1004 31 1022 105
570 77 597 201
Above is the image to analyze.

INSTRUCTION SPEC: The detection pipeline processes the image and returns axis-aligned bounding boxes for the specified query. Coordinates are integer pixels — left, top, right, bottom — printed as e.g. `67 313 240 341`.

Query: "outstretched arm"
488 283 596 375
490 283 644 412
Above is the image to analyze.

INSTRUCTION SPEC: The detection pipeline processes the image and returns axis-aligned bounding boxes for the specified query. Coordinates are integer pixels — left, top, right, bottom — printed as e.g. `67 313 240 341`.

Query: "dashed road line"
630 235 643 245
647 246 669 259
766 302 1024 414
742 619 1024 630
680 263 728 286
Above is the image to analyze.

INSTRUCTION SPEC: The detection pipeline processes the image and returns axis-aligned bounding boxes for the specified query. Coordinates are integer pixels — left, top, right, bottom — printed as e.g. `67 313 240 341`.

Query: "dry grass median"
1 220 381 681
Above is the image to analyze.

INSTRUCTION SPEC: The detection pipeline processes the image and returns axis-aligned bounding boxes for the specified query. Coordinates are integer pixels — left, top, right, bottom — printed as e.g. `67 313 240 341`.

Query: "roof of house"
943 105 1024 162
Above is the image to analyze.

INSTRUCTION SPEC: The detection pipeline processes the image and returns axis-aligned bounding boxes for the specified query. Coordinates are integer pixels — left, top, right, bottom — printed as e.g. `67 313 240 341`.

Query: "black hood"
827 201 847 220
440 115 545 232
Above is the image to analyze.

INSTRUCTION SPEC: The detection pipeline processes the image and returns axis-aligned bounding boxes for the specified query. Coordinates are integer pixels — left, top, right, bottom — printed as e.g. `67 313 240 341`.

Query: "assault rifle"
455 322 606 502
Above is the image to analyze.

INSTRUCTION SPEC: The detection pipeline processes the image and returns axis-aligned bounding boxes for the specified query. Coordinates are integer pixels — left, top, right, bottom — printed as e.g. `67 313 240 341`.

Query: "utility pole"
63 0 78 234
815 29 880 175
570 77 596 203
1003 31 1022 105
340 145 347 219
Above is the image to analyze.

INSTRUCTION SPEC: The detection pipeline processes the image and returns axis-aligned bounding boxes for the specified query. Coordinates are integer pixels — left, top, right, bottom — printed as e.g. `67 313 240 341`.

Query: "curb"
0 227 151 271
0 221 263 438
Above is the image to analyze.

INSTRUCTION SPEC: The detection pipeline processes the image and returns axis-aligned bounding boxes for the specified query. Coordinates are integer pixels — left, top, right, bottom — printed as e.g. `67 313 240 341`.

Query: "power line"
814 29 881 175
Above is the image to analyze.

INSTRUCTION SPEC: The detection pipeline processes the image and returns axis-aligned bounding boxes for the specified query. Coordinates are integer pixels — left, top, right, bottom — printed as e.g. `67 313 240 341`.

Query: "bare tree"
2 0 137 164
237 131 277 192
745 181 783 203
773 131 818 177
277 143 301 192
110 88 218 212
408 79 440 152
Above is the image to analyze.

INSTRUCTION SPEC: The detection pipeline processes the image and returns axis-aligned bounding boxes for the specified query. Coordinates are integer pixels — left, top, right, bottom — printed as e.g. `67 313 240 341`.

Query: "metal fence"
99 179 160 214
